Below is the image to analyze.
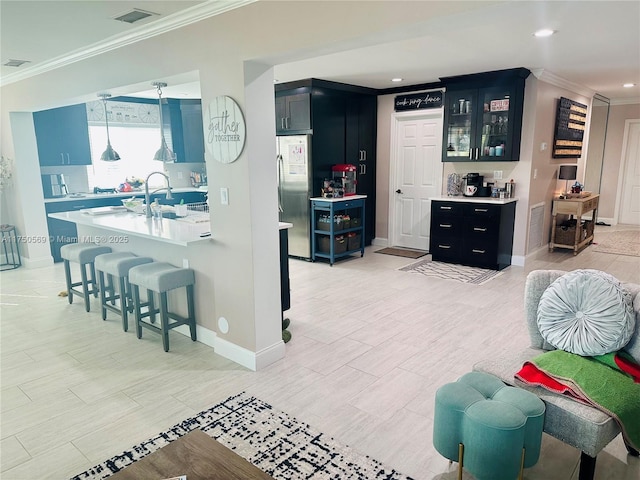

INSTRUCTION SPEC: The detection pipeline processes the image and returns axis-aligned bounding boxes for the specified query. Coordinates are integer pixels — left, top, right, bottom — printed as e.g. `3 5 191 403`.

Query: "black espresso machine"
463 173 493 197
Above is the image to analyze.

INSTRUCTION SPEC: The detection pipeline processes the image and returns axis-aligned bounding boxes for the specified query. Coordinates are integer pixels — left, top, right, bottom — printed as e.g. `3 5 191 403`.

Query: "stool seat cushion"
129 262 195 292
434 372 546 480
60 244 112 264
95 253 154 277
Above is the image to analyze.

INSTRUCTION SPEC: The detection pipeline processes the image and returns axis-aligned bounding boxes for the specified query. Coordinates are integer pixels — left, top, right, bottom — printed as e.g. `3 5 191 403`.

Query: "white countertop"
430 195 518 204
279 222 293 230
310 194 367 202
44 187 206 203
48 210 211 246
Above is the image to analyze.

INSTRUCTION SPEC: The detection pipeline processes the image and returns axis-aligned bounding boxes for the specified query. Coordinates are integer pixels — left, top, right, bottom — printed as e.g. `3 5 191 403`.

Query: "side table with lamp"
549 194 599 255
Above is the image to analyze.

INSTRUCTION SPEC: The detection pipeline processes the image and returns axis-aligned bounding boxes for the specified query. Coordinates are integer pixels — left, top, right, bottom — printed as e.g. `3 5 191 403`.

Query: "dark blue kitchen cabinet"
170 100 205 163
34 104 92 166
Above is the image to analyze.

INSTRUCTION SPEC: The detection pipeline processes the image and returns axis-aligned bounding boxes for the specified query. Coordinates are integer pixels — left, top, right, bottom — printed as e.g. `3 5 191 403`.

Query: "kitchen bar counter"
430 195 518 204
48 210 211 246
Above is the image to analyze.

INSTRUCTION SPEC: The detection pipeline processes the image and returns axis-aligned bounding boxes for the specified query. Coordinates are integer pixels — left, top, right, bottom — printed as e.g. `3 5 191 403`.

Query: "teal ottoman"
433 372 545 480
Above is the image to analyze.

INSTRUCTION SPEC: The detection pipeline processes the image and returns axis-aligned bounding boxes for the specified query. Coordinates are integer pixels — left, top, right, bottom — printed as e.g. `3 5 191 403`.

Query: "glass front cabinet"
442 69 528 162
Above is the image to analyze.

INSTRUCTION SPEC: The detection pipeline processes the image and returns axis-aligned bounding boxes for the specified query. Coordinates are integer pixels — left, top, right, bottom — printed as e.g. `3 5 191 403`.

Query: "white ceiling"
1 1 639 102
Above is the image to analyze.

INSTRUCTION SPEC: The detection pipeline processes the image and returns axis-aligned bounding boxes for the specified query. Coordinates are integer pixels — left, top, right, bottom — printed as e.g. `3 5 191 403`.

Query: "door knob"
396 189 403 194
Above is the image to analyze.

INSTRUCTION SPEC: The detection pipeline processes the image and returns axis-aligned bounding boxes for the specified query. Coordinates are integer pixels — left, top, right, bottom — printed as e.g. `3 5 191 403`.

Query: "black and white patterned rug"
71 392 414 480
399 259 504 285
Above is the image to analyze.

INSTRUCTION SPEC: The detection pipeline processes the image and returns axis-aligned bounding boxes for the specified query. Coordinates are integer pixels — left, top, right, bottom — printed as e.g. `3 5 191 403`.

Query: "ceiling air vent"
3 59 31 67
113 8 158 24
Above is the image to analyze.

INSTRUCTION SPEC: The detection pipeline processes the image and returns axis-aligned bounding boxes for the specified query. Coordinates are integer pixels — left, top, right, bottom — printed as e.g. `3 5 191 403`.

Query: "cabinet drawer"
432 201 464 216
464 203 501 218
432 219 461 236
430 236 461 259
464 219 498 238
463 240 498 266
582 197 598 212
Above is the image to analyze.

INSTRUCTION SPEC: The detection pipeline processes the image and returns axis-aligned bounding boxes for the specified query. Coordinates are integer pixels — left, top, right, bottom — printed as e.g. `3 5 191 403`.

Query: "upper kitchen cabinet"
275 89 311 134
34 104 92 166
441 68 529 162
167 99 205 163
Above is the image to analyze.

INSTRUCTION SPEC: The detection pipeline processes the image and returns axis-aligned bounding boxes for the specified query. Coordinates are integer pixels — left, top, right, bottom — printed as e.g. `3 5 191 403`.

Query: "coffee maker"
463 173 483 197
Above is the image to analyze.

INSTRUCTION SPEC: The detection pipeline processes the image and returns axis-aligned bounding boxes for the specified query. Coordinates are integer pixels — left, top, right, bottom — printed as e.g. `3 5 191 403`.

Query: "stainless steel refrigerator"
277 135 312 259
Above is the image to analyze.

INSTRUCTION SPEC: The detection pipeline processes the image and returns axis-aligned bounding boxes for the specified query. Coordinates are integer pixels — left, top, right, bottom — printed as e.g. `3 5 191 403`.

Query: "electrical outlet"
494 170 503 180
534 169 538 179
177 171 183 179
182 258 189 268
220 187 229 205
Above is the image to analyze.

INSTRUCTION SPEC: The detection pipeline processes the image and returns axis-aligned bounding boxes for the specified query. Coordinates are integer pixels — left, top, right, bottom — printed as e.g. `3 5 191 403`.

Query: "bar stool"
95 252 154 332
60 243 112 312
128 262 197 352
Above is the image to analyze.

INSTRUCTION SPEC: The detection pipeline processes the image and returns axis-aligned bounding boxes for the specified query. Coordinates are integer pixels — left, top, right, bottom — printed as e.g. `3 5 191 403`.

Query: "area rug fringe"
399 259 503 285
71 392 414 480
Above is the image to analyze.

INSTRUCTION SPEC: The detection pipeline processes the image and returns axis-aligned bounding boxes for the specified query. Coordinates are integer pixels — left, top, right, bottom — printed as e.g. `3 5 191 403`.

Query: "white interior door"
390 111 443 250
618 120 640 225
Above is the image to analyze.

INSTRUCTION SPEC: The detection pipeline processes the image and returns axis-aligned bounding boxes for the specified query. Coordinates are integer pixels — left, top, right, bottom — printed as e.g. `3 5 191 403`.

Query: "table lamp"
558 165 577 195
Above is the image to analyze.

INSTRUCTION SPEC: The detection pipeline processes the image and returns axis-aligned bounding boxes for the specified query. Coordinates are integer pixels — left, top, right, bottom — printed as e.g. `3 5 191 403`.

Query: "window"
86 100 172 190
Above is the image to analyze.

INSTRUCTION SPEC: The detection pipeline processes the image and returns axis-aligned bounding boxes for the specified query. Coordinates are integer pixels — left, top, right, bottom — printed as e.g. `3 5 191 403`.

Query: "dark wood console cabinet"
430 199 516 270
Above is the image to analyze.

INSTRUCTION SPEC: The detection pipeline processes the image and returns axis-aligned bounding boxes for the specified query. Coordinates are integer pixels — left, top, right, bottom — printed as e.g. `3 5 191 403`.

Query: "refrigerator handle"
277 154 284 213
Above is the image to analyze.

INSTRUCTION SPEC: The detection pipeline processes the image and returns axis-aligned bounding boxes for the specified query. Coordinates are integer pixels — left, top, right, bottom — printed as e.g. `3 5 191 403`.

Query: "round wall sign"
205 95 246 164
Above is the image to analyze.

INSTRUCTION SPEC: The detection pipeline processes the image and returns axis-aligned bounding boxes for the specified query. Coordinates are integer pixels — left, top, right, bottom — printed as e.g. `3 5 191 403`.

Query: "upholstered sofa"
473 269 640 480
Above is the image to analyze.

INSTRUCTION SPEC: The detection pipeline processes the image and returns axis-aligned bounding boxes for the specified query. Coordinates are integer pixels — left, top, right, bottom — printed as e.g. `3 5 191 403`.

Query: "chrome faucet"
145 171 173 218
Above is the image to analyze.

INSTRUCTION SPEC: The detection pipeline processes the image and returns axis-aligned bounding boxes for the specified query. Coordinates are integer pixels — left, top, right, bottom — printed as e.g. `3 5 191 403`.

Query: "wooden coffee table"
110 429 275 480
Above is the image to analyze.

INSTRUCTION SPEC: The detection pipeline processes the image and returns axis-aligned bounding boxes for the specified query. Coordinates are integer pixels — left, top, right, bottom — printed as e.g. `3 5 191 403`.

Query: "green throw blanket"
519 350 640 452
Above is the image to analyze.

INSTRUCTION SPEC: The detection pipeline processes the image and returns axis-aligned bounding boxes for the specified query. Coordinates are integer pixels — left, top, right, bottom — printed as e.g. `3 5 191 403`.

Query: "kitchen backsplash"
40 162 206 194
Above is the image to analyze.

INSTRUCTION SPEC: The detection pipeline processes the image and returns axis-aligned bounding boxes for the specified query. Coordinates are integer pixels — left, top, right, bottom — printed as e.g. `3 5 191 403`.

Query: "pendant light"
152 82 176 162
98 93 120 161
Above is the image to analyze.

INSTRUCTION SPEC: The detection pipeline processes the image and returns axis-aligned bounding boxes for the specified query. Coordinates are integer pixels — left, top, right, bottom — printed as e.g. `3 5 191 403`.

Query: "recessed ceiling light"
534 29 555 37
391 78 403 83
623 83 636 88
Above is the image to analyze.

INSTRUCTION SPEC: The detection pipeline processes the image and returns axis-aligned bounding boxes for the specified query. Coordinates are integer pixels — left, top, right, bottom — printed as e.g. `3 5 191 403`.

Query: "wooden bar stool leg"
98 270 107 320
89 262 99 297
187 284 197 341
132 284 143 339
148 289 156 324
160 292 170 352
119 276 128 331
80 263 91 312
63 260 73 304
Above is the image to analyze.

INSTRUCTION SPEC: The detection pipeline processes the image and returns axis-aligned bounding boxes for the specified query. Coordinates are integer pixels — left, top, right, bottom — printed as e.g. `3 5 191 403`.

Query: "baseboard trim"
511 255 525 267
19 256 53 269
372 237 388 247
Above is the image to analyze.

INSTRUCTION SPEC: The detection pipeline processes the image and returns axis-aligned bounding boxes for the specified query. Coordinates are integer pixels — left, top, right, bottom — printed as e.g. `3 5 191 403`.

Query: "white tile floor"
1 225 639 479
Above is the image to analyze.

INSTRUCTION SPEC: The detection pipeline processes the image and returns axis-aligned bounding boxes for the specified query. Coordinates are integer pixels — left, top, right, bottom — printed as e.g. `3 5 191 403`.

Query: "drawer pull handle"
474 208 489 212
439 224 452 228
473 227 487 232
440 206 452 210
472 249 486 254
438 244 451 249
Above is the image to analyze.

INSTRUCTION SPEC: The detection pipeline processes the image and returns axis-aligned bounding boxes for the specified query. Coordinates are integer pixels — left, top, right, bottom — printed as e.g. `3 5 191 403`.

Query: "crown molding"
0 0 256 87
530 69 595 99
610 97 640 106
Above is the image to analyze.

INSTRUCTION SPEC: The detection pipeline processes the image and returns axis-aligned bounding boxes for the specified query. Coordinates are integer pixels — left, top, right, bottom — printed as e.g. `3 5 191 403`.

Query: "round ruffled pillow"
537 269 635 356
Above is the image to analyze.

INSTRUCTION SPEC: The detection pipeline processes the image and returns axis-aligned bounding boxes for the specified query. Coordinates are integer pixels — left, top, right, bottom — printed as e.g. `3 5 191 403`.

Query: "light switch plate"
220 187 229 205
494 170 503 180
